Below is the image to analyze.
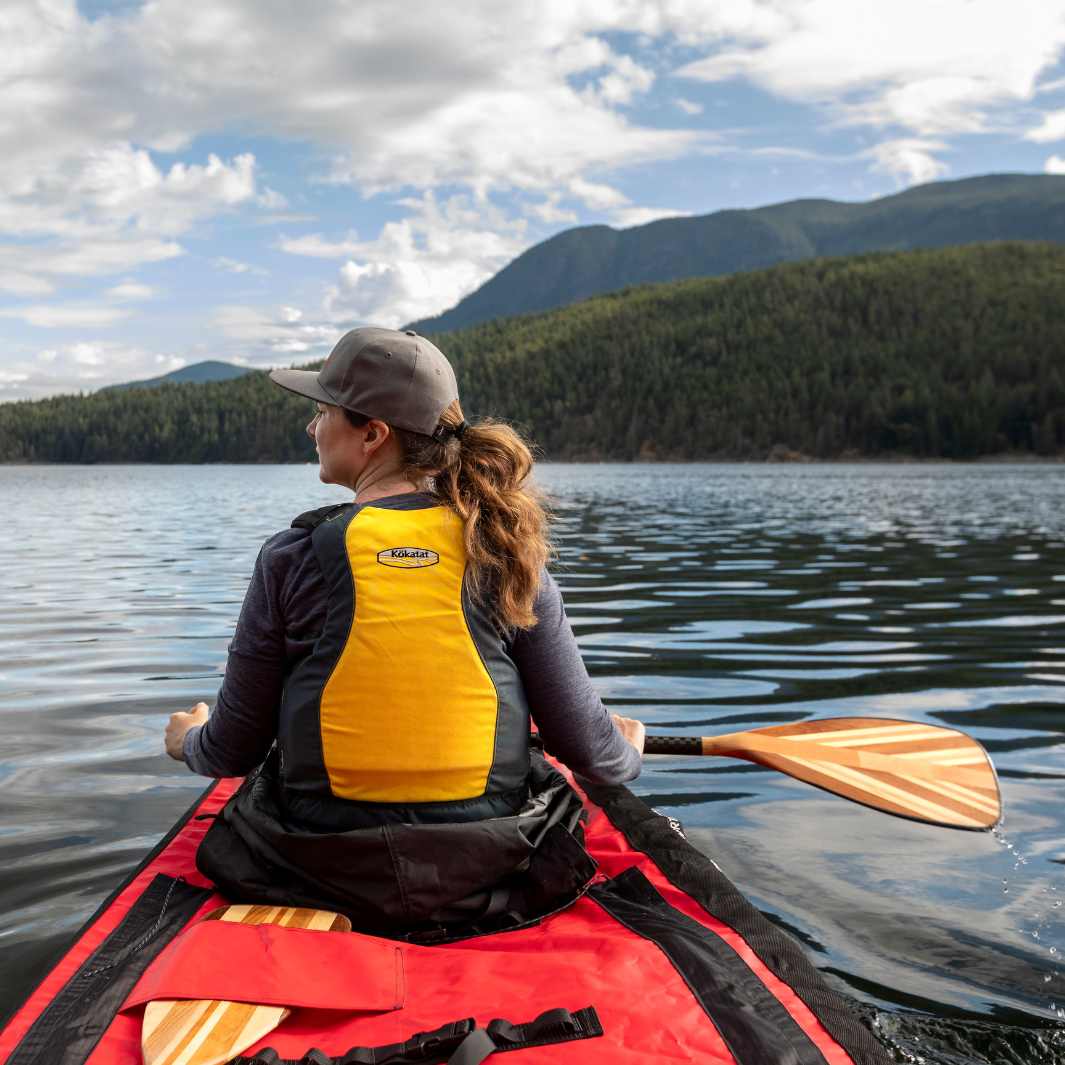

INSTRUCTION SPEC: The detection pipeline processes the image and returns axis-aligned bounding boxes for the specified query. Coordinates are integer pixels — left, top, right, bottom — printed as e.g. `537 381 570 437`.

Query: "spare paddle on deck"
141 905 350 1065
643 717 1000 829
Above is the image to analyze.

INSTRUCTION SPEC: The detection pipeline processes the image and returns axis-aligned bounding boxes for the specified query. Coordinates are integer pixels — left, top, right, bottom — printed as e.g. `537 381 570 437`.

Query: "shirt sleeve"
182 528 326 777
508 572 642 785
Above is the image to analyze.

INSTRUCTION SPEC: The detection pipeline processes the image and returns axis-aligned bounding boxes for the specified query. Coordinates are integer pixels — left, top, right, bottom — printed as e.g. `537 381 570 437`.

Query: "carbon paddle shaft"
644 736 704 755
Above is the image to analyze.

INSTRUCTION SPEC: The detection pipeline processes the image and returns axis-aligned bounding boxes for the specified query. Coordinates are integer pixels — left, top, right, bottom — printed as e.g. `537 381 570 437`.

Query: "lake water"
3 463 1065 1063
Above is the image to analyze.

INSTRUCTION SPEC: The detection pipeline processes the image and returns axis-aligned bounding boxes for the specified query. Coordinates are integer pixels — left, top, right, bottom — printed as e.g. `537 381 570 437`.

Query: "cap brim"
269 368 338 405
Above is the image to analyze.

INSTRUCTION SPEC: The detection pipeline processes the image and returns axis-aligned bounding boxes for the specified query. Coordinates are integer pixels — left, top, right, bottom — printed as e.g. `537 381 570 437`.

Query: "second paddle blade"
718 717 1001 829
141 905 351 1065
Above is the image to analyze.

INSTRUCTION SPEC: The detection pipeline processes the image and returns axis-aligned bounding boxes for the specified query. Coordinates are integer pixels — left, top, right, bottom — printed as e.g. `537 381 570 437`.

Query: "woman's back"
165 326 643 937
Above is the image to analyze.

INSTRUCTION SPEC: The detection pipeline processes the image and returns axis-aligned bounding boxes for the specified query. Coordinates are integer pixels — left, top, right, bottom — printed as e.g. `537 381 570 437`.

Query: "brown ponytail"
345 401 550 630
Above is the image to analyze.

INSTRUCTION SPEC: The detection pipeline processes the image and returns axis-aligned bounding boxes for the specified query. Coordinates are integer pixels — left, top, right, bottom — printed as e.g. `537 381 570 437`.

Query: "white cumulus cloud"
676 0 1065 179
211 304 341 355
285 192 529 329
866 139 951 186
2 0 1065 393
107 283 160 299
0 305 130 328
1028 109 1065 143
0 144 268 294
0 339 162 396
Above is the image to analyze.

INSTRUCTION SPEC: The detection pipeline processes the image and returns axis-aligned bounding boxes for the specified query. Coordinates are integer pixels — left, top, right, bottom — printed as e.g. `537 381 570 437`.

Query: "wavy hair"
346 402 550 630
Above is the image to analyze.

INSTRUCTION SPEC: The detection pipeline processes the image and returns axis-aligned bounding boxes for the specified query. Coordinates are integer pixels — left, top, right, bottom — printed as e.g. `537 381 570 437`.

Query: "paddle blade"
708 717 1001 830
142 999 289 1065
141 905 349 1065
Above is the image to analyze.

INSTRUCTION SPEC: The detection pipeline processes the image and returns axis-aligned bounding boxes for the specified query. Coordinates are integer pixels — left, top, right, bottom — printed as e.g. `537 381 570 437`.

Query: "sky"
4 0 1065 398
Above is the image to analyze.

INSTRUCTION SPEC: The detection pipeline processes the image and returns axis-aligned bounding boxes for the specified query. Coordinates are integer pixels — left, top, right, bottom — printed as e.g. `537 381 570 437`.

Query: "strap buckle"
404 1018 476 1058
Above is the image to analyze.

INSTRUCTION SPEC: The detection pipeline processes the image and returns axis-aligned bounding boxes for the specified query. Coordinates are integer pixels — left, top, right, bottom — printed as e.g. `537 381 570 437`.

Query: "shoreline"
2 453 1065 468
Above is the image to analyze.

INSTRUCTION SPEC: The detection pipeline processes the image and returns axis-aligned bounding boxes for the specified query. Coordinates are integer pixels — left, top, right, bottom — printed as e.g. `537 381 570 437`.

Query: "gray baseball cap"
269 327 459 436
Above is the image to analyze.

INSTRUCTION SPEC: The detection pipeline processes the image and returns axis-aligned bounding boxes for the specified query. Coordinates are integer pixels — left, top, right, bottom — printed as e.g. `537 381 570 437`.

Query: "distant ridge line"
104 360 253 391
406 173 1065 335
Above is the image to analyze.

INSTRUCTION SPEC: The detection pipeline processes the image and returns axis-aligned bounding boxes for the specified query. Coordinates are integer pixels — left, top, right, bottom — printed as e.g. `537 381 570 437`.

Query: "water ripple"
4 463 1065 1062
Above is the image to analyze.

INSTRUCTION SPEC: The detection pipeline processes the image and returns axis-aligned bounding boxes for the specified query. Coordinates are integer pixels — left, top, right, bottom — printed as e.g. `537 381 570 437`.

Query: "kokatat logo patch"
377 547 440 569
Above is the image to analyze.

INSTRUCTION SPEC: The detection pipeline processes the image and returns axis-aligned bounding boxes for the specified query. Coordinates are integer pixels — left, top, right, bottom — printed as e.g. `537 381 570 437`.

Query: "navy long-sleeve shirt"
183 502 641 787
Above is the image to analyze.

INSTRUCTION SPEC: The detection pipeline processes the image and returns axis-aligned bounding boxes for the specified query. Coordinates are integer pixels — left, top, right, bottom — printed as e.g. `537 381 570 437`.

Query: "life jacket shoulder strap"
290 503 352 532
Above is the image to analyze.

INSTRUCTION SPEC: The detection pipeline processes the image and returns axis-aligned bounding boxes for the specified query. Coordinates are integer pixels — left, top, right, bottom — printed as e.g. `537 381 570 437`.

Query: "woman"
164 326 644 939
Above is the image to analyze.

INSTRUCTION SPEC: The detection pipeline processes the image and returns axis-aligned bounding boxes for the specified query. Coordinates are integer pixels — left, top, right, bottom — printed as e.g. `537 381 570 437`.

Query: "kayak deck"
0 766 888 1065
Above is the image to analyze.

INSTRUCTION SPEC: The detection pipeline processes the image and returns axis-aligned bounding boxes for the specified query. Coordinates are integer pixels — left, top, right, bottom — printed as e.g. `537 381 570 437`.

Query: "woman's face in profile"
307 403 394 490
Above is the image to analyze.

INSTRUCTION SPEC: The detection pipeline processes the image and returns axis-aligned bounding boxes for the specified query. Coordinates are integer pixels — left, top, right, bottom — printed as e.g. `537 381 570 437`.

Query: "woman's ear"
360 419 393 456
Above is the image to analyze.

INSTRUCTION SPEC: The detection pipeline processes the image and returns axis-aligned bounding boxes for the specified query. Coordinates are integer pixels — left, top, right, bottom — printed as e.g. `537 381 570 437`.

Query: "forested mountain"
407 174 1065 334
2 241 1064 463
0 371 316 463
105 360 251 391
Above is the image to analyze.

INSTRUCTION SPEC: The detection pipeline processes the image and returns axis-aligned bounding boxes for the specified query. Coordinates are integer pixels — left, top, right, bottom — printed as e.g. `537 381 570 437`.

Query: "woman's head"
273 328 550 630
306 403 405 490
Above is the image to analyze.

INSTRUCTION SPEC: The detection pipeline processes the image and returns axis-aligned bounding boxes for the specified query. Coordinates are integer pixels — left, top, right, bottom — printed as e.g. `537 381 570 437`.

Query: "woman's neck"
351 465 420 504
354 480 419 504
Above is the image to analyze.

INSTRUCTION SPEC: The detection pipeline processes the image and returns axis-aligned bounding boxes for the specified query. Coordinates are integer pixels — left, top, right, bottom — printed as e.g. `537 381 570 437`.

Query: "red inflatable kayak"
0 766 889 1065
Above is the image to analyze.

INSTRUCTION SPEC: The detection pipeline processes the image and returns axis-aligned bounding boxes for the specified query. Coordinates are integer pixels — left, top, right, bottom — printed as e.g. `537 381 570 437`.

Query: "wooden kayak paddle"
141 904 350 1065
643 717 1000 829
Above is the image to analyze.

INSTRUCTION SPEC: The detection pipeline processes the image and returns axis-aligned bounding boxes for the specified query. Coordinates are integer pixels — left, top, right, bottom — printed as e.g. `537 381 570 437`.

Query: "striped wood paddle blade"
141 905 351 1065
702 717 1001 830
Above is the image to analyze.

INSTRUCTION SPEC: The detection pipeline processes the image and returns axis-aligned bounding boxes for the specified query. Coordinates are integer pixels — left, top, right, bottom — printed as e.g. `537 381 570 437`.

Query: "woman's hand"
611 714 646 756
165 702 209 761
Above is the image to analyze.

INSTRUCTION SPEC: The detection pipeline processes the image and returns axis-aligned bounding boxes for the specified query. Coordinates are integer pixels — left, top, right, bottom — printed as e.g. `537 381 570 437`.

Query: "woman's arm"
179 651 286 777
508 572 643 785
175 529 326 777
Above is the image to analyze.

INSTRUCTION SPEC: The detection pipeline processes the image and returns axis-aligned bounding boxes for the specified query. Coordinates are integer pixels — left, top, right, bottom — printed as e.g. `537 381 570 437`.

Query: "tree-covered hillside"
2 241 1064 463
0 370 318 463
408 174 1065 333
434 241 1065 460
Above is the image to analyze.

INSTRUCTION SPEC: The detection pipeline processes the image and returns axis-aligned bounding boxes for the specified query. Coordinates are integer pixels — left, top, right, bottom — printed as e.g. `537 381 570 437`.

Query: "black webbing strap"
6 874 214 1065
590 868 827 1065
232 1006 603 1065
486 1006 598 1053
290 504 348 531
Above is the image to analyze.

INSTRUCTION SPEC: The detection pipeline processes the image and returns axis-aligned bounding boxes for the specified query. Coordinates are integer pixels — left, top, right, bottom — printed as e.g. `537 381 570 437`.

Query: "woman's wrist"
164 702 209 761
611 714 646 756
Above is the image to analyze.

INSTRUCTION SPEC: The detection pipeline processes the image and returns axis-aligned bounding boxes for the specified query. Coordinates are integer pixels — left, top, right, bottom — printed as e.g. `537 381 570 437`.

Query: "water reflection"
3 463 1065 1062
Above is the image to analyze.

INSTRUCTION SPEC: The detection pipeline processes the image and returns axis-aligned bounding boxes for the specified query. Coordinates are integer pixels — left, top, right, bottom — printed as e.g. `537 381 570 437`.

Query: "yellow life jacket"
278 495 531 831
